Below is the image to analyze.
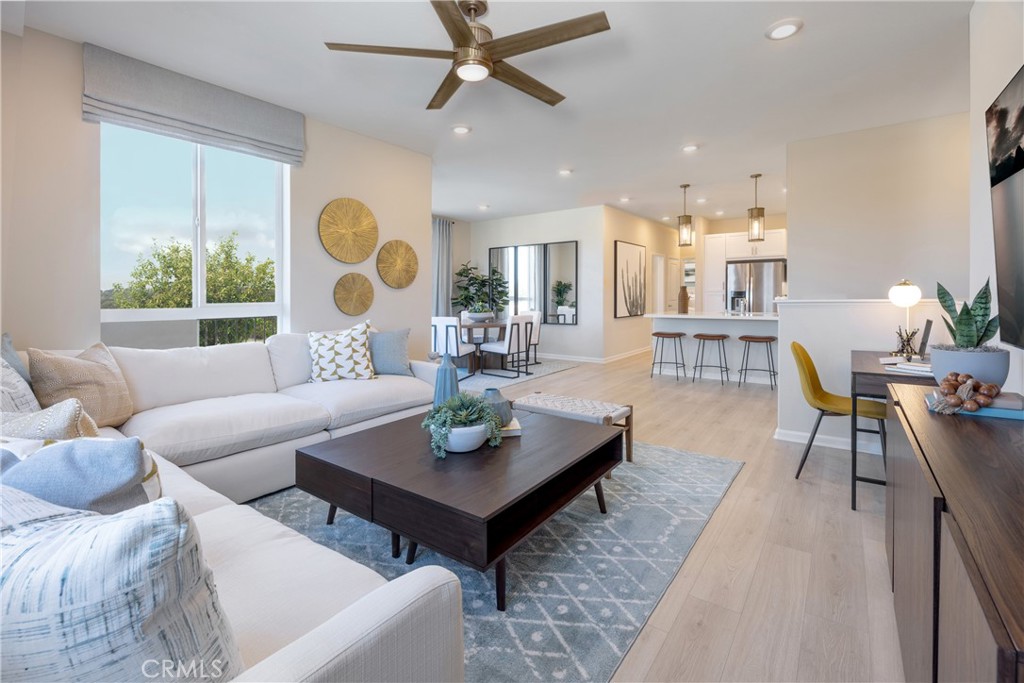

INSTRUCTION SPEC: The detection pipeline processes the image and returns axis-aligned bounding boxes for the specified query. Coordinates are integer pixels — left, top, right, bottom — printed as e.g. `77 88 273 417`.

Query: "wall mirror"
489 240 578 325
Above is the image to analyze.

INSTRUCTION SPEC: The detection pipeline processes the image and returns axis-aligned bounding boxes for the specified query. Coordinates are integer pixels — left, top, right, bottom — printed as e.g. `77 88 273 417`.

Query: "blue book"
925 391 1024 421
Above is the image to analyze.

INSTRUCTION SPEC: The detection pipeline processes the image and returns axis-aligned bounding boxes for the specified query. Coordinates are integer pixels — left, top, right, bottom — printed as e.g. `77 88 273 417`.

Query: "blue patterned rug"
248 443 742 682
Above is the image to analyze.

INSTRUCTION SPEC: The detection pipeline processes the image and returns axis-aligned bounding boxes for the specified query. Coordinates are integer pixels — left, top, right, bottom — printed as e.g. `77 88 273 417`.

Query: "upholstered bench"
512 392 633 463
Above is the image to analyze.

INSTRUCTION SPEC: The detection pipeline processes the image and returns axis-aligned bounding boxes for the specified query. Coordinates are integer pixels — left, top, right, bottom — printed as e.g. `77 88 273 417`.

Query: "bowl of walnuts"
932 372 1002 414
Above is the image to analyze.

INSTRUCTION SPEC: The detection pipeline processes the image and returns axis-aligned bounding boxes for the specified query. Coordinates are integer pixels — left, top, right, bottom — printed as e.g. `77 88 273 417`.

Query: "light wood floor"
501 352 905 683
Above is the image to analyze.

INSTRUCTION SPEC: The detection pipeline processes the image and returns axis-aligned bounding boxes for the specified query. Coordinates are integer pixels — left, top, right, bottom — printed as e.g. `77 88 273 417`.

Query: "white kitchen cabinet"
702 234 727 313
724 229 787 259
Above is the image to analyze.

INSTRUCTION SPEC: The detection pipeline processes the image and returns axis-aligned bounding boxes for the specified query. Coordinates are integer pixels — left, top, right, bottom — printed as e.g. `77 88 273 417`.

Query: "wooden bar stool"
650 332 687 380
738 335 778 389
692 333 730 385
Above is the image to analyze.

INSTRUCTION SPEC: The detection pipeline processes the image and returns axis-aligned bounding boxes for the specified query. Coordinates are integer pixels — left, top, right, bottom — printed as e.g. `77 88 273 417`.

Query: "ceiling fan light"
456 62 490 82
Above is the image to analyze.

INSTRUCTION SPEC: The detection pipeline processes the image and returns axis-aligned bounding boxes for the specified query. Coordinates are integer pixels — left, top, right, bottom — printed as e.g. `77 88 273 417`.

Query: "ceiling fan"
325 0 610 109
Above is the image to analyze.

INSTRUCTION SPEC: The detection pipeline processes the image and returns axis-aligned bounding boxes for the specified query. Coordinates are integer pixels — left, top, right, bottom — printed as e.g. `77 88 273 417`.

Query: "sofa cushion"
1 333 31 384
279 375 432 430
0 487 243 682
193 504 386 667
1 398 100 440
110 343 277 413
369 328 414 376
152 452 234 517
119 393 330 467
265 333 311 389
29 343 133 427
1 358 40 414
309 322 374 381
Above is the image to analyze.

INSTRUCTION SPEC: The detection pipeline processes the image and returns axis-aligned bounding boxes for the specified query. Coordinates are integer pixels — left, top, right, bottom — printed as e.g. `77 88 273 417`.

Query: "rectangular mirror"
545 241 577 324
489 241 577 325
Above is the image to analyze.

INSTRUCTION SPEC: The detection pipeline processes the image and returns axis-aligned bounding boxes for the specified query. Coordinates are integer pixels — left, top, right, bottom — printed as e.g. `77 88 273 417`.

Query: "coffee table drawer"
296 452 372 521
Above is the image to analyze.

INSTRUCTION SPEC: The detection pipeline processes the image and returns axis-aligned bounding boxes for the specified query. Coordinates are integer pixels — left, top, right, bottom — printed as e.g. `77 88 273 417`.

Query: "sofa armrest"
410 359 438 387
232 565 463 683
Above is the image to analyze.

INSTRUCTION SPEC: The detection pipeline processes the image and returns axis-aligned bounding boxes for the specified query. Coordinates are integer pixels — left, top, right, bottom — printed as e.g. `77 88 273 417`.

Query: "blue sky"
100 124 278 290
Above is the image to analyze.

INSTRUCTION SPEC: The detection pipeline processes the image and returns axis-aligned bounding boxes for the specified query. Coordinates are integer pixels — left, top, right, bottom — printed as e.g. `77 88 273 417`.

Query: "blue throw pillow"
1 333 31 385
368 328 414 376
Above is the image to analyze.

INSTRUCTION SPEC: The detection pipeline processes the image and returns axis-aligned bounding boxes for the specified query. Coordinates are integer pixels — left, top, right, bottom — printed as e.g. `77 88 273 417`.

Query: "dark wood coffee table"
295 411 623 610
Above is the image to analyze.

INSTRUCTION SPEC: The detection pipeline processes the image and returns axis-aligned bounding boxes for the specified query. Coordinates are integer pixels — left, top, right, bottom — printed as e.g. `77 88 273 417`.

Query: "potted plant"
422 392 503 459
451 262 509 319
930 279 1009 386
551 280 573 307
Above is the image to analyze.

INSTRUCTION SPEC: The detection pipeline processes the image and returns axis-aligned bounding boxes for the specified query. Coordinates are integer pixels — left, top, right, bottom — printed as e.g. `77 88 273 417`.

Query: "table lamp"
888 279 922 358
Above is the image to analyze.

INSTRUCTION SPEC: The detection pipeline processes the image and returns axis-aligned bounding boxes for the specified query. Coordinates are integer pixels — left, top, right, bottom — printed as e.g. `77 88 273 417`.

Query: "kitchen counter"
646 312 779 383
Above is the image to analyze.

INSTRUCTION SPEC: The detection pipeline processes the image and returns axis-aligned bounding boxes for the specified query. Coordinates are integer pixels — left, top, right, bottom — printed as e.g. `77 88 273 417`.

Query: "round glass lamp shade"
678 215 694 247
456 62 490 82
888 280 922 308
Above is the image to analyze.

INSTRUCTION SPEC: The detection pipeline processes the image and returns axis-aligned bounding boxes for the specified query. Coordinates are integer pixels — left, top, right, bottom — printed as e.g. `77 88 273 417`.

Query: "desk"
850 350 935 510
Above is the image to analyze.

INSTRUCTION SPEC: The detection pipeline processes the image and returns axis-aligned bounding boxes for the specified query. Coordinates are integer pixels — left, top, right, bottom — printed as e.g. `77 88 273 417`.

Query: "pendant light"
748 173 765 242
677 184 694 247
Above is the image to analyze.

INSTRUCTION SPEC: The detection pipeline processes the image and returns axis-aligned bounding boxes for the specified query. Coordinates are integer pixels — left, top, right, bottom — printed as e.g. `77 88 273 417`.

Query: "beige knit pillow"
29 343 133 427
1 398 100 439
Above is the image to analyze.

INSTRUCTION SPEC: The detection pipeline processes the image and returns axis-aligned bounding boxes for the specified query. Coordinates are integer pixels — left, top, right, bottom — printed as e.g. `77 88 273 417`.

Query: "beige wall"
786 113 970 300
969 1 1023 392
703 214 787 235
1 29 101 349
289 120 432 358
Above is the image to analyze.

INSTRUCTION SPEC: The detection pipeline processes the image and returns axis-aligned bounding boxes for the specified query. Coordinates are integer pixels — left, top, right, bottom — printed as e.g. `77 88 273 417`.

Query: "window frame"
100 129 286 326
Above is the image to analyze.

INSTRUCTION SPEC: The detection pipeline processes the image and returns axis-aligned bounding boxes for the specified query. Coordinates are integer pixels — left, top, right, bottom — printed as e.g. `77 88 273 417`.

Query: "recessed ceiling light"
682 144 699 153
620 197 630 203
559 169 573 177
452 124 472 135
715 210 725 216
478 204 489 211
766 18 803 41
661 216 671 221
782 187 788 193
696 198 707 204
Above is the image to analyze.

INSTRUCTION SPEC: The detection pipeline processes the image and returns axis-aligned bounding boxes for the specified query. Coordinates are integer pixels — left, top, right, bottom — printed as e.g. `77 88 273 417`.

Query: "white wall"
968 1 1024 393
470 206 604 361
1 29 101 349
703 214 787 235
787 113 970 300
289 119 432 359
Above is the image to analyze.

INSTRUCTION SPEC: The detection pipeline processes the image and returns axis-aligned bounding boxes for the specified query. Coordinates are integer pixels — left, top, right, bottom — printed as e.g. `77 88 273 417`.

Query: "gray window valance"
82 43 305 166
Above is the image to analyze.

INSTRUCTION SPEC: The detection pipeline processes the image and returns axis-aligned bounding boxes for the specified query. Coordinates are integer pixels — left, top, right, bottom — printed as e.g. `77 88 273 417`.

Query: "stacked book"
884 361 933 376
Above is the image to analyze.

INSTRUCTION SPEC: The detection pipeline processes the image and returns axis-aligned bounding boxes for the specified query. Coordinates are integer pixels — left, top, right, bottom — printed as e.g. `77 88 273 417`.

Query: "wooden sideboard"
886 384 1024 683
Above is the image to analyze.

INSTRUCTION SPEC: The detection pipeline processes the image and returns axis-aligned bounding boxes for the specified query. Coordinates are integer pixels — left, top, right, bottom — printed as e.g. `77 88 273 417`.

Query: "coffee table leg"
595 481 607 514
406 541 418 565
326 505 337 525
495 558 506 611
391 532 401 558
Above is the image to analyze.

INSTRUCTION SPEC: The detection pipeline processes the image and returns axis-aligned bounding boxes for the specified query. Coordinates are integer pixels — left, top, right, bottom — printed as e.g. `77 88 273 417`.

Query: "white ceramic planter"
465 311 493 322
444 424 489 453
930 347 1011 386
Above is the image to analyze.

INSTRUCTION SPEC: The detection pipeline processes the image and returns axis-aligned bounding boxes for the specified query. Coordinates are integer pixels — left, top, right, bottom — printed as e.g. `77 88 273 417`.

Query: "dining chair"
791 341 886 479
459 310 485 344
526 310 542 368
431 316 477 376
479 314 533 378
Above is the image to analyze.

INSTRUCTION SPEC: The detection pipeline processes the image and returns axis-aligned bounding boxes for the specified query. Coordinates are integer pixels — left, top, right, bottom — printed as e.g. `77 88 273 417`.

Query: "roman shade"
82 43 305 165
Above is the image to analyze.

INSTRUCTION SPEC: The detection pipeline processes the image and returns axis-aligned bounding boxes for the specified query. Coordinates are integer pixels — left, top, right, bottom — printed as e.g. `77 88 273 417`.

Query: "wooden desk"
850 350 935 510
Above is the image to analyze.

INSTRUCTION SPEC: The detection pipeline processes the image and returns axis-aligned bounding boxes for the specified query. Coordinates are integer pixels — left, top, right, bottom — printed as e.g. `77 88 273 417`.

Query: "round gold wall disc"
334 273 374 316
318 198 379 264
376 240 418 289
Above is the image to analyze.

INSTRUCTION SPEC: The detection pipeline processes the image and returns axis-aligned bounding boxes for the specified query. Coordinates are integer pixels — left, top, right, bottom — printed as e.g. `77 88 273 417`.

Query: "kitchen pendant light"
678 184 694 247
748 173 765 242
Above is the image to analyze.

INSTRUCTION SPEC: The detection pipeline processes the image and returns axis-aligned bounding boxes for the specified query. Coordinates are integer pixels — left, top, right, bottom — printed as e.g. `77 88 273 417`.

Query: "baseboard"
774 428 883 456
536 347 648 365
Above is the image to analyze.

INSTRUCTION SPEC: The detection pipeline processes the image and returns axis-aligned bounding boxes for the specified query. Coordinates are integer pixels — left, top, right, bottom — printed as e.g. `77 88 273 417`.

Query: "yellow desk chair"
791 342 887 479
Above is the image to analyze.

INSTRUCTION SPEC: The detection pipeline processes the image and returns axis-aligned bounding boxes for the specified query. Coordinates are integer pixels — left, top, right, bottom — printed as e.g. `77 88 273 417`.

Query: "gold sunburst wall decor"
318 198 379 263
334 273 374 316
376 240 418 289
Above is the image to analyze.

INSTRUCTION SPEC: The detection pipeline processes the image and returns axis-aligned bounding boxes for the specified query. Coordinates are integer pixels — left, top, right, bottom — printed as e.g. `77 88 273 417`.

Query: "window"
100 124 285 347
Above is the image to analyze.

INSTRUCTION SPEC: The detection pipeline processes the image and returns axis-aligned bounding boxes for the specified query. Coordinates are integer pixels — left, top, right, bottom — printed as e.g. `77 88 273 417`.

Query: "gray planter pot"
930 347 1010 386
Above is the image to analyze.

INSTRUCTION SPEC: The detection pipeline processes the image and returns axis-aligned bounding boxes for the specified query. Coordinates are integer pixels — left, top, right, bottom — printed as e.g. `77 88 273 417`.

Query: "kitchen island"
645 313 779 384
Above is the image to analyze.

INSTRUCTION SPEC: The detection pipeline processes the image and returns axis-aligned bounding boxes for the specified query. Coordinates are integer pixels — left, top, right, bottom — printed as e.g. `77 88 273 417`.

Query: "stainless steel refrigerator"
726 259 787 314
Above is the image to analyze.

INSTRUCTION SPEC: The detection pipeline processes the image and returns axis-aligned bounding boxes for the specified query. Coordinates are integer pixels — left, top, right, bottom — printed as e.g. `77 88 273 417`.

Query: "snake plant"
937 279 1000 348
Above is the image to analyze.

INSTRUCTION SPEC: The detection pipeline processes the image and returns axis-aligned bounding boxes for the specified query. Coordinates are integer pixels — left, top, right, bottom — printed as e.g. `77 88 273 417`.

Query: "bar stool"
650 332 687 380
692 333 730 385
738 335 778 389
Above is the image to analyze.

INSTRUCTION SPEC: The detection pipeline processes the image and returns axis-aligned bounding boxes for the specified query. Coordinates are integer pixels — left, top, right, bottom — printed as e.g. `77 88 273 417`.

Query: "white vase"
444 424 489 453
466 311 493 322
930 347 1010 386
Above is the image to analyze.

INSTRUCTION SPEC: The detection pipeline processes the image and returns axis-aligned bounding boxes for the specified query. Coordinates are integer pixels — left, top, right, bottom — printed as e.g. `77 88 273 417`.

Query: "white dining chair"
479 314 533 378
526 310 542 368
430 316 477 376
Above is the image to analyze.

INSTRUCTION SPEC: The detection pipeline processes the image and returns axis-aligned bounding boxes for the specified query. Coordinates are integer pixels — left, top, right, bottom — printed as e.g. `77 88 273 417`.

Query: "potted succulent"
422 392 503 459
930 279 1009 386
451 262 509 320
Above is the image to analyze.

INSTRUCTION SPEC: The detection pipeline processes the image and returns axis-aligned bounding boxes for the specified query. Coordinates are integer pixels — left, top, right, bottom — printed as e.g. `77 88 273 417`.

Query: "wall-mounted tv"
986 63 1024 350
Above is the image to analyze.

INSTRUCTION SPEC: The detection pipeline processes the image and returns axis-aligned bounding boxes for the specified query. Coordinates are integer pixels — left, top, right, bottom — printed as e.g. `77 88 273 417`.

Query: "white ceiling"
20 1 971 224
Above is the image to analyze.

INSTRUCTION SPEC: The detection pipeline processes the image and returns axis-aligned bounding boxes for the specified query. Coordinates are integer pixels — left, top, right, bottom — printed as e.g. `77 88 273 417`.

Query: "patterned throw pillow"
1 358 41 414
1 333 31 384
1 398 99 440
309 321 376 381
0 487 243 682
29 343 133 428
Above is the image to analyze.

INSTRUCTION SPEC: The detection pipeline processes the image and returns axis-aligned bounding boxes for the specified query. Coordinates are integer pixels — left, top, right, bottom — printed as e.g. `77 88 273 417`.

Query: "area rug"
248 443 742 683
457 359 579 392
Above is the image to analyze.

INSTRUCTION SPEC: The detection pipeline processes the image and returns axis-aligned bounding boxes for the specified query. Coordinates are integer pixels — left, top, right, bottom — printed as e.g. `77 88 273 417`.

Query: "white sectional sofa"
102 333 437 502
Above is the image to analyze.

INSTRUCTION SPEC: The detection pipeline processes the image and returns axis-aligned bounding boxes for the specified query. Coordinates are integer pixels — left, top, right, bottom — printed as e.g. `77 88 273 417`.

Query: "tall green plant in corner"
936 279 1000 348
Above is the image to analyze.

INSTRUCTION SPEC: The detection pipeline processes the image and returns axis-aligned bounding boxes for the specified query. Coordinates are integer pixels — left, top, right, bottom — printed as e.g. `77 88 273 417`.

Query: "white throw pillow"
0 487 243 682
1 358 40 414
308 321 375 381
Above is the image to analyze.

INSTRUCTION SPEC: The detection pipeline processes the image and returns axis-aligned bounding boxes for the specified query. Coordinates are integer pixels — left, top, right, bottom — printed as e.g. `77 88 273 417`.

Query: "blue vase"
433 354 459 408
482 387 513 426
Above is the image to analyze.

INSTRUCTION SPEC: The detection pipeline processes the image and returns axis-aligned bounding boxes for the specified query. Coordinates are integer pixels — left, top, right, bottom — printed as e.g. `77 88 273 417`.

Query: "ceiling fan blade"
482 12 610 61
491 62 564 106
325 43 454 59
431 0 477 48
427 69 464 109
